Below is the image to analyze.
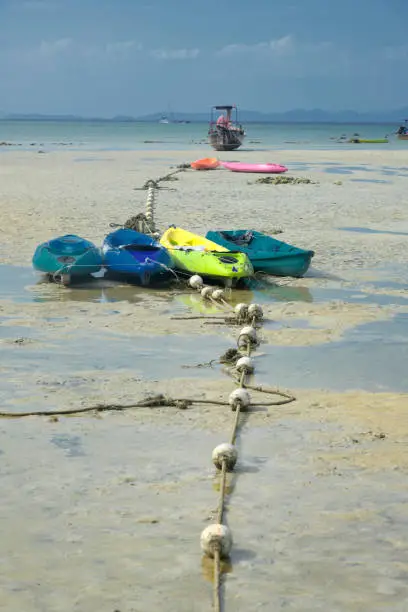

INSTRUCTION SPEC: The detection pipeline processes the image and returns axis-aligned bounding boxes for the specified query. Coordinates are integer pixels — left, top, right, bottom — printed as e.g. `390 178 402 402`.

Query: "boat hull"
249 254 313 277
206 229 314 278
32 235 102 281
398 134 408 140
103 229 174 286
208 129 244 151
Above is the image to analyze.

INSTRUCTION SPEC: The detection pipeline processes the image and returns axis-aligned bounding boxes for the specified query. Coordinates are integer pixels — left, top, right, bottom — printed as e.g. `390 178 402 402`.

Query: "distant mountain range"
1 108 407 123
136 108 408 124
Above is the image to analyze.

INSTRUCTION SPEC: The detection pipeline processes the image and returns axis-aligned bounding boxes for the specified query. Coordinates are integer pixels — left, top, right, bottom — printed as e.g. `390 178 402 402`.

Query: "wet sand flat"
1 384 408 611
1 148 408 610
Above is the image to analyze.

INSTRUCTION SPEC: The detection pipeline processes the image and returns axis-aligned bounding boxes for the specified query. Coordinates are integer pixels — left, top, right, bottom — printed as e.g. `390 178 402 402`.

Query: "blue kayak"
205 229 314 277
102 228 175 285
32 234 103 284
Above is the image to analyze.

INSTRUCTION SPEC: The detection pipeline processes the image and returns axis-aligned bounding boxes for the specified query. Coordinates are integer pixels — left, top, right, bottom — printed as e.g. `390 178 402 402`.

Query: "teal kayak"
205 229 314 277
33 234 103 284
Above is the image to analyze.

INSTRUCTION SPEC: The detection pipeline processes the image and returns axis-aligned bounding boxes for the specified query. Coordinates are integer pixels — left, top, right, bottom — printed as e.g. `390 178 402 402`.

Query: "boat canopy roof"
213 105 236 110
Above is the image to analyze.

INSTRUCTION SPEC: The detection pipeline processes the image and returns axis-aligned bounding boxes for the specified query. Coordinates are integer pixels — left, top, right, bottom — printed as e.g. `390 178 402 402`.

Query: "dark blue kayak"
206 229 314 277
102 228 175 285
32 234 103 284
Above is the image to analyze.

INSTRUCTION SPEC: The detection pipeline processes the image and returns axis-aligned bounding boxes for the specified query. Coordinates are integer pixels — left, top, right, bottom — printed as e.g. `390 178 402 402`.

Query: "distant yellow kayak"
349 138 388 144
160 226 253 282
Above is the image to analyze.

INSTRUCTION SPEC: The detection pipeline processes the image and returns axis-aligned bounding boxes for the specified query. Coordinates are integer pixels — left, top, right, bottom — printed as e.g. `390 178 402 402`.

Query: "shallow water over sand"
1 149 408 611
1 265 408 402
2 263 407 305
1 402 408 611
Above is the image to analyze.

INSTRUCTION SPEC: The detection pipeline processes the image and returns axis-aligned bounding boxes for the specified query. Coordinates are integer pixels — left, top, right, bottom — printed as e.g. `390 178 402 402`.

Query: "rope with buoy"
28 167 297 611
192 270 267 611
0 385 294 418
130 169 185 237
145 182 156 232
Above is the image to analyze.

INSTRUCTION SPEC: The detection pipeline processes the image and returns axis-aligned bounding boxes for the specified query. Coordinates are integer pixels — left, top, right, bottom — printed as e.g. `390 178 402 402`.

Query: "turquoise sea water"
0 120 405 152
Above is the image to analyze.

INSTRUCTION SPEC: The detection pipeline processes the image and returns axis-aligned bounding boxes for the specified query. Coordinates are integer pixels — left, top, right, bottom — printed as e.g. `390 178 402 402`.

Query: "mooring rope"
30 169 297 610
0 389 294 419
190 270 271 612
216 461 228 525
213 547 222 612
144 257 181 282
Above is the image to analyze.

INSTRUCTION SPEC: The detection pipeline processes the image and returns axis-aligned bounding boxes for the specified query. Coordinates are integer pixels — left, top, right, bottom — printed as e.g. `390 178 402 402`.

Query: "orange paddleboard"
190 157 220 170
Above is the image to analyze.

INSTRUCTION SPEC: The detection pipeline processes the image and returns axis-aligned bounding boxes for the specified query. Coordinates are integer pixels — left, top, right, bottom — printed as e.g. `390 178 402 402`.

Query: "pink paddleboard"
221 162 288 174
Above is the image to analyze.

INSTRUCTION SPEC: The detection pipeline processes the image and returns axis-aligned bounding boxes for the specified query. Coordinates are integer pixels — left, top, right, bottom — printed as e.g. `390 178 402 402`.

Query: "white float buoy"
228 388 251 411
200 523 233 559
234 303 248 318
189 274 203 289
212 443 238 471
201 286 213 299
237 325 257 349
212 288 224 300
236 356 254 374
248 303 264 320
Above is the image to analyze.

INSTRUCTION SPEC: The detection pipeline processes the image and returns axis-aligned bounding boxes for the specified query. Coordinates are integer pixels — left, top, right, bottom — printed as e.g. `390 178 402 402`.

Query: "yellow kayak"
349 138 388 144
160 226 253 282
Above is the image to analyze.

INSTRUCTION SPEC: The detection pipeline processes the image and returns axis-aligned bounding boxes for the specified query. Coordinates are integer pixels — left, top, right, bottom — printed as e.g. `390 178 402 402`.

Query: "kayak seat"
220 230 254 246
123 244 160 252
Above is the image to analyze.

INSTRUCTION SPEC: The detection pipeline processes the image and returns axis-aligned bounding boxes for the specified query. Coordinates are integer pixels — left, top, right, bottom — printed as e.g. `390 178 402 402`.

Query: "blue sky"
1 0 407 116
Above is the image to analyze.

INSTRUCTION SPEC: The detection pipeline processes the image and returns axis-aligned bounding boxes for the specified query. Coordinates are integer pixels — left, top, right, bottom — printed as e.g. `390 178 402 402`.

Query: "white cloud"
214 35 353 77
150 48 200 60
217 35 295 58
105 40 143 57
2 37 74 69
38 38 73 58
9 33 405 82
106 41 138 52
383 45 408 61
78 40 143 63
8 38 144 67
